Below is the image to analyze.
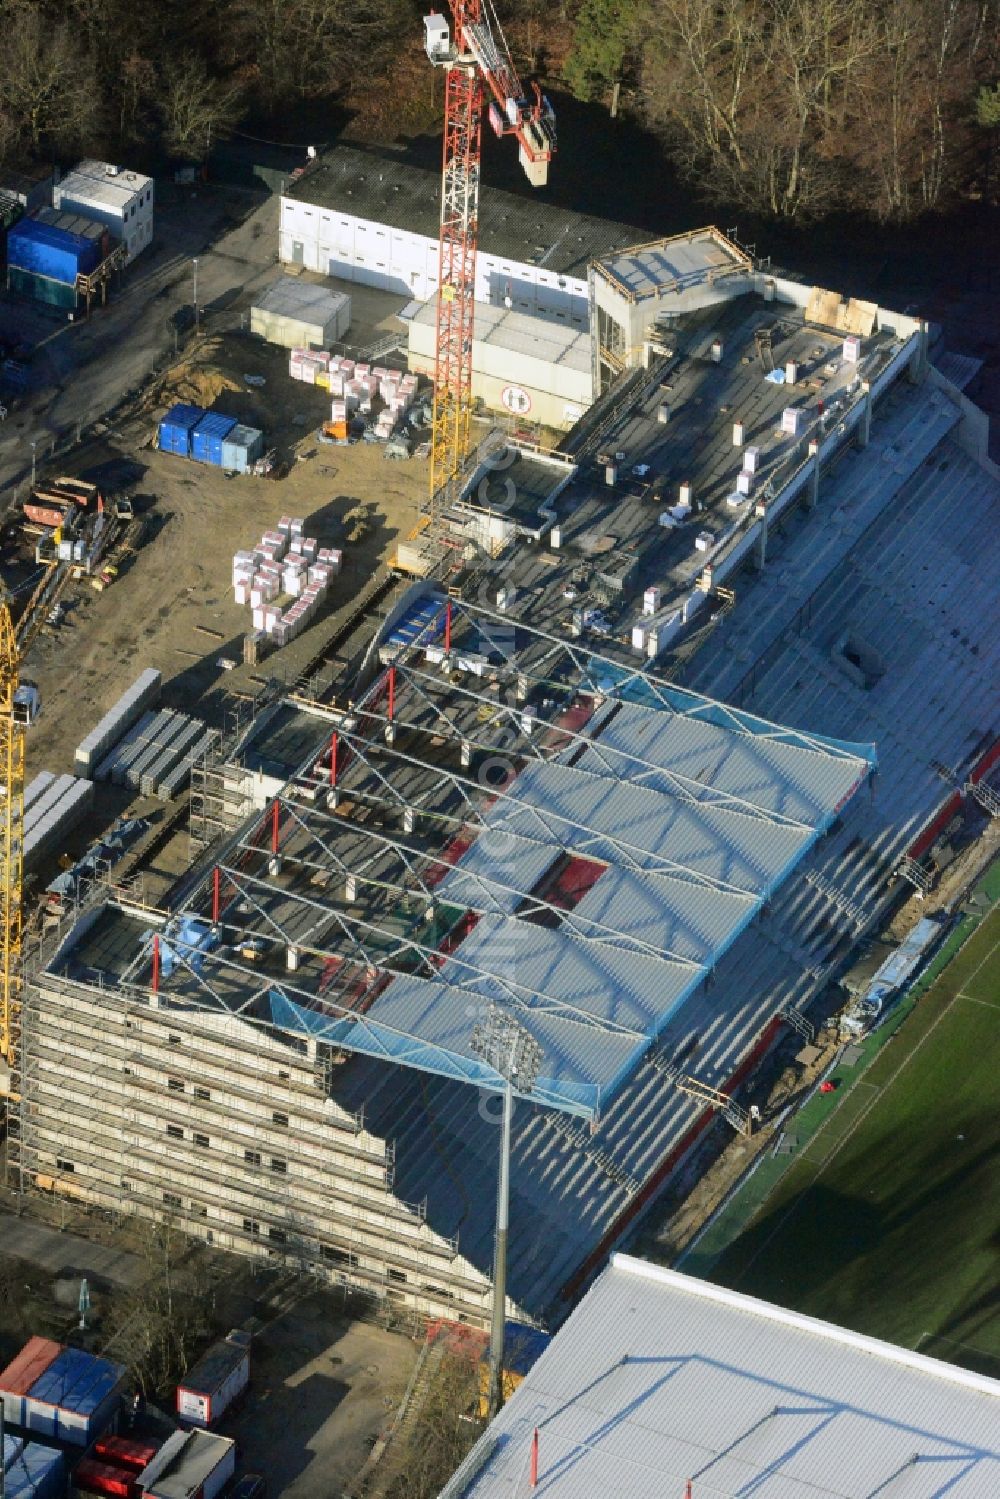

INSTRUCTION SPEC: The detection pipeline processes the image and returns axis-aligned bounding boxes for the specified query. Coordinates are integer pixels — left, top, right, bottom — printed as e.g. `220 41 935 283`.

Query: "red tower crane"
423 6 556 512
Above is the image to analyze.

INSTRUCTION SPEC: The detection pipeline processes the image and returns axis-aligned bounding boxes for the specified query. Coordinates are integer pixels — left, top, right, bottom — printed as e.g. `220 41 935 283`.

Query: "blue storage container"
7 216 102 284
221 423 265 473
158 404 205 455
25 1347 125 1447
4 1443 65 1499
2 1432 24 1470
191 412 238 466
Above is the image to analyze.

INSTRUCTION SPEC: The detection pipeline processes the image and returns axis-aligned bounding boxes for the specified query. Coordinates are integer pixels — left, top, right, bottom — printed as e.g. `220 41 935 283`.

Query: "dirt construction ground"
18 320 427 894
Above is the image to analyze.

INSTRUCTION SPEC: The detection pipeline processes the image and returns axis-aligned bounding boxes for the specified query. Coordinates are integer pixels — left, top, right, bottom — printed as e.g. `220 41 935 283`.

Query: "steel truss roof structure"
112 596 876 1120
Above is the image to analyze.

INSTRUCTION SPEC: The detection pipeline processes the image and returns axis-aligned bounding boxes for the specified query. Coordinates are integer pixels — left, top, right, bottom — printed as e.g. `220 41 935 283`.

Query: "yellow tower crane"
0 598 26 1079
1 562 69 1085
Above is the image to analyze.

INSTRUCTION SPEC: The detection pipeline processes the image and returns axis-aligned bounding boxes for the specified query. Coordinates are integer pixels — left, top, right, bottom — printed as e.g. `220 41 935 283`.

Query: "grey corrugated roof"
444 1256 1000 1498
413 294 591 370
596 228 750 300
285 143 648 278
483 759 817 894
361 699 873 1113
252 275 348 321
586 699 865 825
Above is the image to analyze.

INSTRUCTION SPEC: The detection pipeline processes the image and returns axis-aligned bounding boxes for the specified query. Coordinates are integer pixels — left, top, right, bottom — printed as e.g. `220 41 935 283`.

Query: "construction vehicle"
423 6 556 513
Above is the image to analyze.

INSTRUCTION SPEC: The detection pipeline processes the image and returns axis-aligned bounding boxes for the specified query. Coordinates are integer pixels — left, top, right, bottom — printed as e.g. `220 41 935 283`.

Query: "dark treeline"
566 0 1000 220
0 0 412 167
0 0 997 225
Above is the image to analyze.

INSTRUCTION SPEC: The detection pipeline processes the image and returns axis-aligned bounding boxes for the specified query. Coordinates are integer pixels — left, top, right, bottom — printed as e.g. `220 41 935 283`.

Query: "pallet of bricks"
289 349 419 438
232 514 341 647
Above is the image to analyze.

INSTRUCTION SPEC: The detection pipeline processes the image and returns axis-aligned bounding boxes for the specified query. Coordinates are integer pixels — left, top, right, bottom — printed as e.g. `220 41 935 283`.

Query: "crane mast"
1 562 65 1081
424 6 555 516
0 602 24 1075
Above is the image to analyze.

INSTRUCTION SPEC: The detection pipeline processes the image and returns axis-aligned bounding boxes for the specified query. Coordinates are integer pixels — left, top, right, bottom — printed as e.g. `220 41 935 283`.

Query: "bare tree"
156 52 244 161
644 0 994 220
0 0 100 156
234 0 407 106
844 0 989 217
385 1350 481 1499
102 1215 213 1399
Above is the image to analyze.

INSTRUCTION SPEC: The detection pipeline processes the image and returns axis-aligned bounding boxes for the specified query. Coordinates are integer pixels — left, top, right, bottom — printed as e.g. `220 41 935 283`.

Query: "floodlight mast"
471 1004 543 1420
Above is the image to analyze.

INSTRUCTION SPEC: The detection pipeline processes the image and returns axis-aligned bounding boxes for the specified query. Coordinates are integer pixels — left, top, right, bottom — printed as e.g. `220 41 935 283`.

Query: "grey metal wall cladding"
24 771 56 814
75 670 161 775
24 776 77 835
24 782 94 870
221 425 264 472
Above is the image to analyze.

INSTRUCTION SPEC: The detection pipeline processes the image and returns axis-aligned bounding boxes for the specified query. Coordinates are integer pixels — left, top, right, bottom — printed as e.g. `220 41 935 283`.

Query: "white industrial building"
407 296 592 429
54 160 154 263
279 144 646 328
444 1256 1000 1497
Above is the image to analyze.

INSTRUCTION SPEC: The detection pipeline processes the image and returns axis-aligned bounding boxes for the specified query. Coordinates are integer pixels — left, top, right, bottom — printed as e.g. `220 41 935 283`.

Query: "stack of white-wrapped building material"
289 348 332 386
233 516 335 644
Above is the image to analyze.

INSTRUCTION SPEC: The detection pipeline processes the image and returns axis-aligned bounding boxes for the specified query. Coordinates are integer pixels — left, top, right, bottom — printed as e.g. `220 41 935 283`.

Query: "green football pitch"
711 901 1000 1376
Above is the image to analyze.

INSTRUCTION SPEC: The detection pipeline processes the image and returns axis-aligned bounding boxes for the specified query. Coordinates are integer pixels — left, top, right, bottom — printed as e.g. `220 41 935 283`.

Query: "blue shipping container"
2 1432 24 1470
26 1348 125 1447
221 423 265 473
7 217 102 284
4 1443 65 1499
192 412 238 466
158 404 205 456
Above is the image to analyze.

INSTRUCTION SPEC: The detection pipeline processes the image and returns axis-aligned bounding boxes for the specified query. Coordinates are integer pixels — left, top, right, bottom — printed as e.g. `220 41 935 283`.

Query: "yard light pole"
471 1005 543 1421
192 257 199 333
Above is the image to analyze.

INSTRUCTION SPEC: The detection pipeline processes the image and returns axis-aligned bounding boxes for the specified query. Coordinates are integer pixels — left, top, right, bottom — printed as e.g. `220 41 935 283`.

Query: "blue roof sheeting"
384 597 445 652
4 1443 64 1499
28 1348 123 1413
159 404 205 456
191 412 238 465
7 216 102 282
347 690 875 1118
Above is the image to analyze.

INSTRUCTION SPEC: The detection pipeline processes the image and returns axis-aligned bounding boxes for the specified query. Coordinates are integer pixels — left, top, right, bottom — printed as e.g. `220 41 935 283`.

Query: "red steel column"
529 1428 539 1488
444 599 452 652
329 732 338 788
151 934 160 993
212 866 220 924
387 666 396 722
271 800 280 855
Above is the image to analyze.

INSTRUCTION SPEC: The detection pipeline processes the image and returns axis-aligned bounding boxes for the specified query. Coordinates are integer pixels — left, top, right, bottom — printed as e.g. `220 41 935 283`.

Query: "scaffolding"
18 965 490 1322
15 597 876 1322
